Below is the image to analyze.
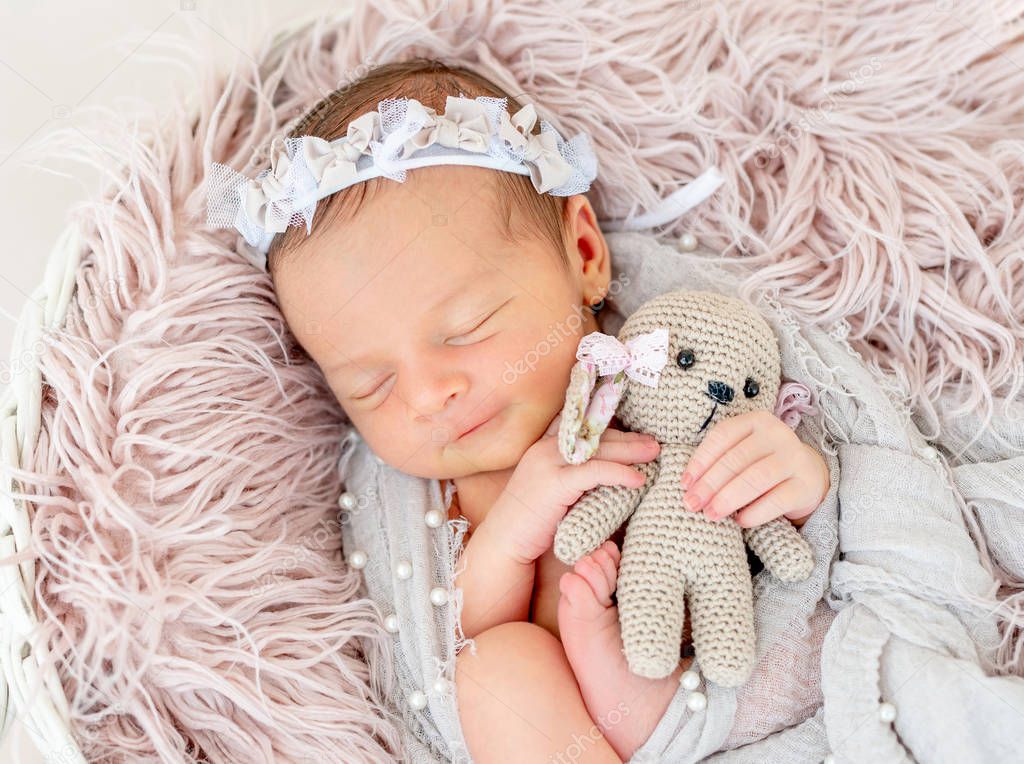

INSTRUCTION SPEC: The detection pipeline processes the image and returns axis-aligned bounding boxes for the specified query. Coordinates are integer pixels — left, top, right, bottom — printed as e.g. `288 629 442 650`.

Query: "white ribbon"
205 94 724 265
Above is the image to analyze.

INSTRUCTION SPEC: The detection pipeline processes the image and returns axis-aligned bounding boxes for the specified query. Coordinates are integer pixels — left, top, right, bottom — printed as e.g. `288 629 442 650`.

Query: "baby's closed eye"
350 372 396 401
345 296 515 405
444 302 506 346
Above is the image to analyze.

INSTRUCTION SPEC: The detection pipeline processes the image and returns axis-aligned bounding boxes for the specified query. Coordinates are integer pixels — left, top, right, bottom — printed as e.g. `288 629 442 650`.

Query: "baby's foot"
557 541 686 761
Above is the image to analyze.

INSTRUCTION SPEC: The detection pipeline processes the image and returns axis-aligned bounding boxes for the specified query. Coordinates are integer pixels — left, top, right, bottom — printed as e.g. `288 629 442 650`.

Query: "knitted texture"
554 289 815 686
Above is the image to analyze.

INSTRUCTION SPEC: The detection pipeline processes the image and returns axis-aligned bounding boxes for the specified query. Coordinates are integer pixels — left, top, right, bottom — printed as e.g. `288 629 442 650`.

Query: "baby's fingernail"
680 472 693 490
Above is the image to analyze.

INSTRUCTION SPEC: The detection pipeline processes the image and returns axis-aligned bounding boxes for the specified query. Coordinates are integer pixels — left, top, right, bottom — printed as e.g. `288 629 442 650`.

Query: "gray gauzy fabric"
338 231 1024 763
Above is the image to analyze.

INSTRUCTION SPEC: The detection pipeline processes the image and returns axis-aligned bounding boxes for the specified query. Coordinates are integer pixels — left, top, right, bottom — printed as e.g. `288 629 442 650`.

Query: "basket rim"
0 8 359 760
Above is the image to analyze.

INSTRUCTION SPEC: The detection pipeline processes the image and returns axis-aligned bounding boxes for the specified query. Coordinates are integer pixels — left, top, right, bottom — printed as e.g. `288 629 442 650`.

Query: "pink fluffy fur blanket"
6 0 1023 761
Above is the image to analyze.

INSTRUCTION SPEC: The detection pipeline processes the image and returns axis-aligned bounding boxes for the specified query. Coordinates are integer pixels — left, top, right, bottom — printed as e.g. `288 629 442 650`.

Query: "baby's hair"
266 58 572 276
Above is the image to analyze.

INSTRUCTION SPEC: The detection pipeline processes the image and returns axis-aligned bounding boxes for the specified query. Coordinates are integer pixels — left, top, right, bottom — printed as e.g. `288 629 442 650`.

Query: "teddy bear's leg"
688 553 757 688
615 510 688 680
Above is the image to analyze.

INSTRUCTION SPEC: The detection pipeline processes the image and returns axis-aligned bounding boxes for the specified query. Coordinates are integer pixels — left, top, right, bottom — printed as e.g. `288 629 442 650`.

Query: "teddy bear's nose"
707 380 734 403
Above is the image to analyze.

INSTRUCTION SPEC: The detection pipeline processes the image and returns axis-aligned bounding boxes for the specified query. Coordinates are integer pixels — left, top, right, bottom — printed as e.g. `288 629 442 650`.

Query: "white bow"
576 328 670 387
241 136 296 235
497 104 573 192
401 96 493 157
300 111 381 190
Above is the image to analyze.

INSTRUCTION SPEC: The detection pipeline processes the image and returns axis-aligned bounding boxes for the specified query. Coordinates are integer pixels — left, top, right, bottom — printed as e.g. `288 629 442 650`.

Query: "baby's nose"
707 379 734 403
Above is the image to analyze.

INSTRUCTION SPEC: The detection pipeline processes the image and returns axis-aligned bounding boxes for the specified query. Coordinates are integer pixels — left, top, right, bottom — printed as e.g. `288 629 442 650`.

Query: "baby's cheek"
492 323 575 398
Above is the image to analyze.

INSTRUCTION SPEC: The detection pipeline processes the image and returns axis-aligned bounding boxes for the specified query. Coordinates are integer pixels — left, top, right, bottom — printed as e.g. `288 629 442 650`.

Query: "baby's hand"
680 409 828 528
485 414 660 565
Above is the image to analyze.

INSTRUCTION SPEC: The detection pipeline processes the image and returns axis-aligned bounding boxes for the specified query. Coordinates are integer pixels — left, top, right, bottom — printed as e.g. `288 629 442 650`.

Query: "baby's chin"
419 416 547 478
439 436 528 476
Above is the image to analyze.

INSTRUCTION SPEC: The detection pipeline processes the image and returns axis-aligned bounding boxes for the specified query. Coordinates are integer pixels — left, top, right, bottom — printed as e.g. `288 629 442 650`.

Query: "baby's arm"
454 517 535 639
455 421 658 639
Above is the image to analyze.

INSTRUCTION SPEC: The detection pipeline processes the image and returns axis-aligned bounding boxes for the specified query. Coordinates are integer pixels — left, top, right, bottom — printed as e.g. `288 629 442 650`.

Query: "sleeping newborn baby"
225 59 831 762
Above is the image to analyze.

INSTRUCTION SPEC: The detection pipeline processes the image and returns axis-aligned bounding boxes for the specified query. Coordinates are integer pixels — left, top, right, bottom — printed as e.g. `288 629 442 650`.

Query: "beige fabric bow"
497 103 573 192
242 136 295 235
242 112 381 234
301 111 381 189
400 96 492 156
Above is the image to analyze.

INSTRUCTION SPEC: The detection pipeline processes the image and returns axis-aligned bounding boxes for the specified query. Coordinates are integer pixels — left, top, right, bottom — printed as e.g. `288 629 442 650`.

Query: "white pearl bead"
879 701 897 722
679 232 698 251
383 614 399 633
348 550 367 569
430 587 449 606
432 677 449 694
679 669 700 690
424 509 445 528
394 560 413 580
338 491 357 511
920 445 937 460
408 690 428 710
686 690 707 711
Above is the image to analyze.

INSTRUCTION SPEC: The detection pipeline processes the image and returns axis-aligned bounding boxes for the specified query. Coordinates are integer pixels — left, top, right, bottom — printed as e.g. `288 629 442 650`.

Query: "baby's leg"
455 621 622 763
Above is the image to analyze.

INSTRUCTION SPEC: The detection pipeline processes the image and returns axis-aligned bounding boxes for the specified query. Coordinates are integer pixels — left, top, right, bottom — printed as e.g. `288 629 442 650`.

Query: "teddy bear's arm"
742 518 815 582
553 458 659 565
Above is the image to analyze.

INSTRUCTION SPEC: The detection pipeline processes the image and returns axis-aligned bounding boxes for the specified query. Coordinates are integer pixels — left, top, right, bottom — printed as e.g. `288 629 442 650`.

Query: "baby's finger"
682 412 766 491
684 435 774 512
732 478 807 528
591 435 659 464
560 459 647 499
544 411 563 437
701 452 788 520
599 428 654 442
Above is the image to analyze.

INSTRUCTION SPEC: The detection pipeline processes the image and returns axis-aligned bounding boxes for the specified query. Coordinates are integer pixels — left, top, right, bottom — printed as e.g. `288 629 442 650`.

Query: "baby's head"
268 59 612 480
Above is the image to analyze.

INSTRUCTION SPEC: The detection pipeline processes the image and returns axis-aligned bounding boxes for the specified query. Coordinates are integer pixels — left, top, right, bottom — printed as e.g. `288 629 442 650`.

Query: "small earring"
589 297 605 315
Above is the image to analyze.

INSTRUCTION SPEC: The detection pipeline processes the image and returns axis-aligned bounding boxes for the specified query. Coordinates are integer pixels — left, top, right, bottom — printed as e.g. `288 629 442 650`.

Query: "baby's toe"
604 540 621 565
591 542 620 588
558 571 600 615
573 555 614 607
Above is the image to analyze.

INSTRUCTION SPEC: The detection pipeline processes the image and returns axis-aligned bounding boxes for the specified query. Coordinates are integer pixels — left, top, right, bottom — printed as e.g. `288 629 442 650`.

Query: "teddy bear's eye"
676 348 695 369
744 377 760 398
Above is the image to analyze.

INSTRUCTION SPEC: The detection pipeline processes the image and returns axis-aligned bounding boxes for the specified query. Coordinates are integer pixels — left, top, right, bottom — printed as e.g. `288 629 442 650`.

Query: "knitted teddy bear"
554 288 816 687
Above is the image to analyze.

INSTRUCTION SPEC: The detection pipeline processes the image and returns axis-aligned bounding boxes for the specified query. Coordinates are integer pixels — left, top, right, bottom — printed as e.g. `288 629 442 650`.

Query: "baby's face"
274 166 608 480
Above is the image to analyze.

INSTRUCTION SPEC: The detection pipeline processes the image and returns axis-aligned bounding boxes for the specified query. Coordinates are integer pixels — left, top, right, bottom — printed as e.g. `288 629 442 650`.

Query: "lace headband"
205 93 725 269
205 94 597 263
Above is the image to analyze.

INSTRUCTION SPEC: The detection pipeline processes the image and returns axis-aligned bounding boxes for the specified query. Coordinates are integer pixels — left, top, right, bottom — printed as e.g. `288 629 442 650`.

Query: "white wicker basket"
0 223 87 763
0 11 357 760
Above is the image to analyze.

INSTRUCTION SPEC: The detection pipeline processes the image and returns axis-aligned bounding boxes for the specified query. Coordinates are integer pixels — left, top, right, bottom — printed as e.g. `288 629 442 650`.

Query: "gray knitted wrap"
554 289 815 687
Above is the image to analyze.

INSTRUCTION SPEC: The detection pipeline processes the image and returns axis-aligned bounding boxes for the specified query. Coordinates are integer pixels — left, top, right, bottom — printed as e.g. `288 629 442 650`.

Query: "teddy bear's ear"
773 380 817 429
557 360 627 464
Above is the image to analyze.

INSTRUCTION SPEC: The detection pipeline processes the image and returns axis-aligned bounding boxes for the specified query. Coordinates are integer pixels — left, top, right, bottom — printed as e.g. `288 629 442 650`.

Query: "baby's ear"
558 361 625 464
